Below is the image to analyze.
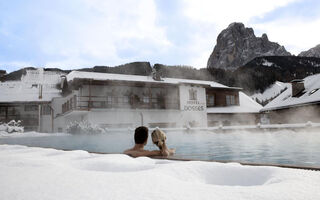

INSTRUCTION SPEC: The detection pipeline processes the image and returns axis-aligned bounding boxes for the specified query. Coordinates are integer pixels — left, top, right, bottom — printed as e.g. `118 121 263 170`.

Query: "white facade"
53 84 209 132
179 85 207 127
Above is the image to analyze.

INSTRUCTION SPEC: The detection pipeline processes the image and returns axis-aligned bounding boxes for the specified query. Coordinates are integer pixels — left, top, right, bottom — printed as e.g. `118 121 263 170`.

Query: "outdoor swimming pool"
1 129 320 167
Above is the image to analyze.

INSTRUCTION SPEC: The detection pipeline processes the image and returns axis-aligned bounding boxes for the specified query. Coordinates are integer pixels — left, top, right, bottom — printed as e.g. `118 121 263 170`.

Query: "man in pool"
124 126 175 157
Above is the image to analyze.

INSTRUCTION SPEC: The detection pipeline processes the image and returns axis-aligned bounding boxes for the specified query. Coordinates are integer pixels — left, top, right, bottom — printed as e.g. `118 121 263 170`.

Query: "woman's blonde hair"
151 128 166 148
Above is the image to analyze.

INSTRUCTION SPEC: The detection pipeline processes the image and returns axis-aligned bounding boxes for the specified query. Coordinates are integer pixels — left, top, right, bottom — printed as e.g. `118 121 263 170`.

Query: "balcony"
61 95 180 114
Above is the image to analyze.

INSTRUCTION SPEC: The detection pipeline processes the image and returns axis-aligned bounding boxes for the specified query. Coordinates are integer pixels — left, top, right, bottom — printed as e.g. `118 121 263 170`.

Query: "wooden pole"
38 104 41 132
88 80 91 111
51 106 54 133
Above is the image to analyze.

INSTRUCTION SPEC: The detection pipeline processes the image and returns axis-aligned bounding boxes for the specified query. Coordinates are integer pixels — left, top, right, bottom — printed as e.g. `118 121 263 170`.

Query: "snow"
0 81 61 102
262 74 320 111
0 144 319 200
0 120 24 134
207 92 262 113
66 71 239 89
262 59 274 67
0 69 63 103
0 131 68 138
251 81 290 103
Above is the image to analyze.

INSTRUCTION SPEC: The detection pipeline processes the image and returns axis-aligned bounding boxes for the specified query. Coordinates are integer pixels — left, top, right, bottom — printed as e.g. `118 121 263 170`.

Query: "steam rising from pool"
1 129 320 167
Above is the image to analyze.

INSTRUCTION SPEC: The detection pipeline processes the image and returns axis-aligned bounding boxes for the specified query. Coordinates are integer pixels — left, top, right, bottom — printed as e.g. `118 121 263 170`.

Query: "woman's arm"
124 149 161 157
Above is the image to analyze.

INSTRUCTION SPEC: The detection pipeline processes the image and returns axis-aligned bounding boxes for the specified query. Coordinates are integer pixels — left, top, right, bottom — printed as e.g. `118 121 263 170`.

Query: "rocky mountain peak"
228 22 254 36
261 33 268 41
207 22 291 70
298 44 320 57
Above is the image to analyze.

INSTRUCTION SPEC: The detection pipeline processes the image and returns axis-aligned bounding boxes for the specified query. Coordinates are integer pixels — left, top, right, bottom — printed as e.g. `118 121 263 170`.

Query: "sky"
0 0 320 72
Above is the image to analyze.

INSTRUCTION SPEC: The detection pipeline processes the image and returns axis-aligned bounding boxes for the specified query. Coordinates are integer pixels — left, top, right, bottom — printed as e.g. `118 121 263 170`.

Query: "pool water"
1 129 320 167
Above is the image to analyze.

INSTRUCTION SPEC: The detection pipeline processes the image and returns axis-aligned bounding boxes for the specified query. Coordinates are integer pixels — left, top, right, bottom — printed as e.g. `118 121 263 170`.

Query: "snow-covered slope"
299 44 320 57
251 81 290 104
1 145 319 200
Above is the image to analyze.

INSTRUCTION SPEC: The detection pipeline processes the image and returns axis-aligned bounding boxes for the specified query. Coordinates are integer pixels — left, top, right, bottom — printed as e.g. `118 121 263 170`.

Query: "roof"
0 69 63 103
0 81 61 103
207 92 262 114
291 79 304 83
66 71 241 89
262 73 320 111
251 81 290 103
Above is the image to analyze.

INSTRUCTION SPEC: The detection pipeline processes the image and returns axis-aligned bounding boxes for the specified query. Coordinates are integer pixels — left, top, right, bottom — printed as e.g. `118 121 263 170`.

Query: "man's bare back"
124 146 161 157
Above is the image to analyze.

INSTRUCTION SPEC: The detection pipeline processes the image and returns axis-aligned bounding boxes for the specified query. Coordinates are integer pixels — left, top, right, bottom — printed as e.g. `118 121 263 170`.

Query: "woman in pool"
124 126 175 157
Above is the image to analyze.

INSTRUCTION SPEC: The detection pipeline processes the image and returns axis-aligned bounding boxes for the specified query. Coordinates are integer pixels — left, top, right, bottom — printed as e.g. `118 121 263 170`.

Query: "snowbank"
0 145 319 200
66 120 106 134
0 120 24 135
0 131 69 138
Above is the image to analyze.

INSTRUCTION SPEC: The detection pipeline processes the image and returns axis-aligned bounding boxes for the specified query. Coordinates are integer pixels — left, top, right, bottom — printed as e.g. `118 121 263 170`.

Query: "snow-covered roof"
207 92 262 114
0 69 63 103
262 74 320 111
66 71 240 89
251 81 290 103
0 81 61 103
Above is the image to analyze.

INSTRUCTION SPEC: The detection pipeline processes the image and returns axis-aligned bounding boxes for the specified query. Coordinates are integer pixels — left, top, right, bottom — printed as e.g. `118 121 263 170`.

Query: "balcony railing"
62 95 180 114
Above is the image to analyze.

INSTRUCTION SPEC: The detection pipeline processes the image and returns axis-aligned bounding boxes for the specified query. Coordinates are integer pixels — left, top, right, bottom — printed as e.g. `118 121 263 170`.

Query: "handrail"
60 94 181 114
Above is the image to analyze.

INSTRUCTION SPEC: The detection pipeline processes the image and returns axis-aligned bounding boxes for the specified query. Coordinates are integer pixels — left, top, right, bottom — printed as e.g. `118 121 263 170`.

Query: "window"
189 88 197 100
0 107 6 116
226 95 236 106
106 96 112 104
206 94 215 107
143 96 149 103
70 98 73 109
8 107 19 115
152 97 157 103
123 96 129 104
25 105 38 112
41 105 51 115
66 100 70 111
101 101 106 108
309 88 319 96
73 95 77 108
113 96 118 104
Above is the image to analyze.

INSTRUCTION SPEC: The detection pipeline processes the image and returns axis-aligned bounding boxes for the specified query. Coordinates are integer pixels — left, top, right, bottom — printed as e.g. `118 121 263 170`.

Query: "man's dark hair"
134 126 148 144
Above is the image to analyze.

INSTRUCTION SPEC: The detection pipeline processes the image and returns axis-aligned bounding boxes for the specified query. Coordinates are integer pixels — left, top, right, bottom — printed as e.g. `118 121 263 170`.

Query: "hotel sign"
179 85 206 112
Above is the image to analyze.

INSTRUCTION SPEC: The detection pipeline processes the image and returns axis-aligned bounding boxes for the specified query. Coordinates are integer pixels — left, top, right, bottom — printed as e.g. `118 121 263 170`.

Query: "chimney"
60 75 66 89
152 69 162 81
38 84 43 99
0 70 6 78
291 79 305 97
